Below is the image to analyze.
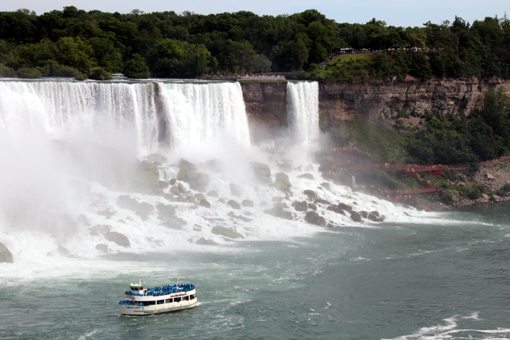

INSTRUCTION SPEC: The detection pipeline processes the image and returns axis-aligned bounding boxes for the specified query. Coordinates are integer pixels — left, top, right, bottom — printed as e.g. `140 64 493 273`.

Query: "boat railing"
125 283 195 296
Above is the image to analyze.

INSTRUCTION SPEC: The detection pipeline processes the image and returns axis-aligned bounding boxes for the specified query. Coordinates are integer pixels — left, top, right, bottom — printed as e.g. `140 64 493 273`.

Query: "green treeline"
0 7 509 80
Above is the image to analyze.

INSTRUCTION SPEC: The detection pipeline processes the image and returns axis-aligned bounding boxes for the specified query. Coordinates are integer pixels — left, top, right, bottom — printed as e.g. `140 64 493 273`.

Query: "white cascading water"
158 82 250 149
287 81 319 148
0 79 428 280
0 81 161 156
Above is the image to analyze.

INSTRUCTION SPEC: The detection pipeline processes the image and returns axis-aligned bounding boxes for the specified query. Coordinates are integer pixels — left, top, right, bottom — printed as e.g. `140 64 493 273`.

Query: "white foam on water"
385 312 510 340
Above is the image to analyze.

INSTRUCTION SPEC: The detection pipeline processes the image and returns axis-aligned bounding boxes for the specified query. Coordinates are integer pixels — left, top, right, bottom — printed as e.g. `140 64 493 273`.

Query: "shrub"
88 66 111 80
16 66 43 78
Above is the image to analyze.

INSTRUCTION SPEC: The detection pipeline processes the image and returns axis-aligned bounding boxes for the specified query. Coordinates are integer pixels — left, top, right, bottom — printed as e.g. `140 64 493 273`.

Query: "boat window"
143 301 156 306
183 296 189 301
190 295 195 300
174 297 181 302
157 300 164 304
165 298 173 303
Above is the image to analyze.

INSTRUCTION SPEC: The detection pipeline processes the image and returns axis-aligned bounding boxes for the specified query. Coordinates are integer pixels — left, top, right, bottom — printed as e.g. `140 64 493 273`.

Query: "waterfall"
158 82 250 149
0 80 251 155
287 81 319 148
0 81 161 155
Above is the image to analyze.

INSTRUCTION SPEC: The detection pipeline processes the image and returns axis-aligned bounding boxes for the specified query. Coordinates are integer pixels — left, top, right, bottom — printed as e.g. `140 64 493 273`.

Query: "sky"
0 0 507 27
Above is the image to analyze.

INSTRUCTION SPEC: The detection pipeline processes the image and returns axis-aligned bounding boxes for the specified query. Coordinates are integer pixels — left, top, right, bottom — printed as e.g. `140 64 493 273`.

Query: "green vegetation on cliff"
0 8 509 80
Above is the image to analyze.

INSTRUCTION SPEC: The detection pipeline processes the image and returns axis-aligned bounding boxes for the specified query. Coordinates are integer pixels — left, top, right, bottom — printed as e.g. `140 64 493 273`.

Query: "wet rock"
196 237 217 246
212 226 243 239
315 198 331 205
321 182 331 190
303 190 318 201
104 231 130 247
194 193 206 201
308 203 318 211
169 178 176 185
327 205 346 215
350 211 363 223
170 182 188 196
292 201 308 212
0 242 13 263
242 199 254 207
135 160 160 189
198 199 211 208
305 211 326 226
230 183 243 197
97 209 115 218
360 211 369 218
251 162 271 183
177 159 210 191
274 172 291 193
298 173 314 180
227 200 241 210
367 211 385 222
95 244 109 253
337 203 353 212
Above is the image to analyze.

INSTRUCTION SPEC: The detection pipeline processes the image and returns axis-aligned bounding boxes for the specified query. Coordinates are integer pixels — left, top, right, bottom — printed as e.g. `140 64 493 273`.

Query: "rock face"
240 79 510 141
240 81 288 142
320 79 510 127
0 242 13 263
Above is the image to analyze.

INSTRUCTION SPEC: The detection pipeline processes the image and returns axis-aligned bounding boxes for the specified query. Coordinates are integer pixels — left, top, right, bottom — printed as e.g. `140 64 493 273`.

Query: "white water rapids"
0 79 431 280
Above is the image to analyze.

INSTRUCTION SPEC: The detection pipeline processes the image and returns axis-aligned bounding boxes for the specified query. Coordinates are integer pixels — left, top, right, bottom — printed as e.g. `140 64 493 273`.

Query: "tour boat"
119 280 198 316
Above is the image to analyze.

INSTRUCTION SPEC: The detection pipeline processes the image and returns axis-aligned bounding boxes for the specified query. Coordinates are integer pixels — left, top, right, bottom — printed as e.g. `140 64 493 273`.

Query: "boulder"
196 237 217 245
305 211 326 226
350 211 363 223
303 190 318 201
104 231 130 247
251 162 272 183
321 182 331 190
95 244 109 253
176 159 209 191
308 203 318 211
367 211 385 222
212 226 243 239
170 182 188 196
298 173 314 180
0 242 13 263
337 203 353 212
274 172 291 192
135 160 160 189
227 200 241 210
315 198 331 205
292 200 308 212
360 211 369 218
242 199 254 207
198 199 211 208
327 205 346 215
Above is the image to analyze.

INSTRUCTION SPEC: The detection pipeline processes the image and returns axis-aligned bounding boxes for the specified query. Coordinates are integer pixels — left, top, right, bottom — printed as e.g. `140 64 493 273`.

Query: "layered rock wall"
240 78 510 138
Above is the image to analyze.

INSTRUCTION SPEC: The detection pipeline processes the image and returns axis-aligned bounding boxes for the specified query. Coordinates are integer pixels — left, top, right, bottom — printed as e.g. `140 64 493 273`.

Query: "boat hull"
120 299 199 316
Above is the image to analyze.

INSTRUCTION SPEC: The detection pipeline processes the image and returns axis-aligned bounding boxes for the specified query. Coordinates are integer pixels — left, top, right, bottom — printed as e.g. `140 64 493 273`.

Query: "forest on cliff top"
0 7 509 80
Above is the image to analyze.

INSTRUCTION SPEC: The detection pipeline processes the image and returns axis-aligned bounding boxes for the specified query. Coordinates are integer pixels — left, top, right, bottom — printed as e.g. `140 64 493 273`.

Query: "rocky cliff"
240 78 510 138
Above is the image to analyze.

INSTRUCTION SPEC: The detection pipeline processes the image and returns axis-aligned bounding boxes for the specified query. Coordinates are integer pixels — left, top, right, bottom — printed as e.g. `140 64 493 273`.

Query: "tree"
123 53 150 78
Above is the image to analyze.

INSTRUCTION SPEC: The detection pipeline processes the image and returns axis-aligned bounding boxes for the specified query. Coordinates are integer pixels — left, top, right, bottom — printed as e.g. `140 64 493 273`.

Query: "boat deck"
125 283 195 297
